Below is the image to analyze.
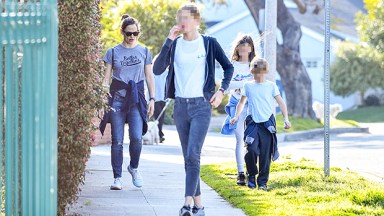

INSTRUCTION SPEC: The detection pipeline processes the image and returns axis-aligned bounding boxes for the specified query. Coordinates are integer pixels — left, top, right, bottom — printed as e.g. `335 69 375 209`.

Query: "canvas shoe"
128 165 143 188
237 172 246 186
110 178 122 190
192 206 205 216
247 176 256 189
258 184 267 191
179 205 192 216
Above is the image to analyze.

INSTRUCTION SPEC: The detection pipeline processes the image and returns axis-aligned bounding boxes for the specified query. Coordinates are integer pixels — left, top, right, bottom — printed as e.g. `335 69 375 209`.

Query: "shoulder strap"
112 48 114 70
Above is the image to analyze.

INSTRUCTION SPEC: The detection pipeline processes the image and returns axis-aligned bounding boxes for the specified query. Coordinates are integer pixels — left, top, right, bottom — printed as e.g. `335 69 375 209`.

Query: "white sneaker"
127 165 143 188
110 178 122 190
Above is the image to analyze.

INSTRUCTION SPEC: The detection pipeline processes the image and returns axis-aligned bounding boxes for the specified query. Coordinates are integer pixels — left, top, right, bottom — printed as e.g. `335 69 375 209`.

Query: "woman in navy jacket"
153 4 233 216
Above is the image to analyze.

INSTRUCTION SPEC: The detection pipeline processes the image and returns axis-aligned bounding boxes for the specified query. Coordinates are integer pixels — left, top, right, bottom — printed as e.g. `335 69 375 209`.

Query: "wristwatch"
149 97 155 101
218 88 225 93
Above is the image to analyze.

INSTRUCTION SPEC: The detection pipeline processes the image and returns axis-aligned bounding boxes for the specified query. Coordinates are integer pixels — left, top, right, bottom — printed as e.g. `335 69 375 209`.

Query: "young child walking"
230 57 291 190
221 34 255 186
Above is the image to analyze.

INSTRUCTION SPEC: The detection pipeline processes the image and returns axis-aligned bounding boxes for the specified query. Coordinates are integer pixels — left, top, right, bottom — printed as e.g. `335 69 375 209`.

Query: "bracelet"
149 97 155 101
218 88 225 93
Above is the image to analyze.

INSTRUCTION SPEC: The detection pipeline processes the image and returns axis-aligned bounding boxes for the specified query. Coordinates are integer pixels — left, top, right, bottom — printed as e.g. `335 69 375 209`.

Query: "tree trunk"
244 0 316 119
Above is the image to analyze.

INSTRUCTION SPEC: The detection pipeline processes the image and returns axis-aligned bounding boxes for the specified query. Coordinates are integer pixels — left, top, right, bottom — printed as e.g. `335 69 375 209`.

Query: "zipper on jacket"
203 38 209 91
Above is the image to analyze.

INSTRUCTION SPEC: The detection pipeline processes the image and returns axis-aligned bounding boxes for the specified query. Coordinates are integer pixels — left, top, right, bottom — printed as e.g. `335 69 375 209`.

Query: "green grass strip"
201 160 384 216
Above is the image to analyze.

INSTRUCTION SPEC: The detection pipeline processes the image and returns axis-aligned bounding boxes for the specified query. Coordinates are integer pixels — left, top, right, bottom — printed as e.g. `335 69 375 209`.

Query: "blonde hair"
250 57 268 74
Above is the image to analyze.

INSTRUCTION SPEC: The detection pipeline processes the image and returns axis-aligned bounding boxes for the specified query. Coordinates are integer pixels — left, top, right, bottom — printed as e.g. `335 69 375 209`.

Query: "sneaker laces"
192 206 204 213
129 166 142 180
114 178 121 184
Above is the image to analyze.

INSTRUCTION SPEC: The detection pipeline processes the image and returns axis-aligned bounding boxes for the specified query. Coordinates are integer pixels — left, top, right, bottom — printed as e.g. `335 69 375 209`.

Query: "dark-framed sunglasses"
123 31 140 37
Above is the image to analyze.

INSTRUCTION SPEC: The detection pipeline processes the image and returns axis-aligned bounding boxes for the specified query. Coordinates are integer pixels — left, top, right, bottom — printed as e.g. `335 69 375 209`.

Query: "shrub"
58 0 105 215
364 94 380 106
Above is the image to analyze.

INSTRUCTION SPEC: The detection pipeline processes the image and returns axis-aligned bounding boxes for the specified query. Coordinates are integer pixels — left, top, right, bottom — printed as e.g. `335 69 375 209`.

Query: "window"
306 60 318 68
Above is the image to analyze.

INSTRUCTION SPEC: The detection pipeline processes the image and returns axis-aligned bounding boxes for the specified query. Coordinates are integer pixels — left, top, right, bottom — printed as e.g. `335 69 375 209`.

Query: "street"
161 123 384 183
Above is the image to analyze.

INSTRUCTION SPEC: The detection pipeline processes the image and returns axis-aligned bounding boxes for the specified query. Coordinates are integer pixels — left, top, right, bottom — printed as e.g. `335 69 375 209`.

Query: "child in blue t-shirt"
230 57 291 190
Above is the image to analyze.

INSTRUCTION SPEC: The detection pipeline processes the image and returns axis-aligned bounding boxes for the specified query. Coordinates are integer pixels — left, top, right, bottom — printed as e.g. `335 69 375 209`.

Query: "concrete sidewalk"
66 115 375 215
66 130 246 216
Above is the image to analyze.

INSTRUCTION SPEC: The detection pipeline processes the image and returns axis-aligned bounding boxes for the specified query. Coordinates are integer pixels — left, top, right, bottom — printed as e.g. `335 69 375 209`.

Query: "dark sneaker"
258 185 267 191
247 176 256 189
160 137 165 143
237 172 246 186
192 206 205 216
179 205 192 216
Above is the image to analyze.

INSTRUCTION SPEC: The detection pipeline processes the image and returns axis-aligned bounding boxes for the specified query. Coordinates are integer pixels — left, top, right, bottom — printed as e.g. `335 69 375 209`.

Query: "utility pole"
264 0 277 82
324 0 331 177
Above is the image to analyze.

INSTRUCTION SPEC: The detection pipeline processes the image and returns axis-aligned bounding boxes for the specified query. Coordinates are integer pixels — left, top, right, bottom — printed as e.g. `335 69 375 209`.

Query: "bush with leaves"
364 94 380 106
357 0 384 54
330 41 384 102
58 0 105 214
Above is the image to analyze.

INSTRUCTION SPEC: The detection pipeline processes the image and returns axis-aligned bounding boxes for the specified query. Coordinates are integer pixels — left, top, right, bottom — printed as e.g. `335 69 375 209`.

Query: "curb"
279 127 369 142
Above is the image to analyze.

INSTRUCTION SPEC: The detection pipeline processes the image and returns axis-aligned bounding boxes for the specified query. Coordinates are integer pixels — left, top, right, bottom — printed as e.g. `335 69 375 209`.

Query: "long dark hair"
231 34 256 62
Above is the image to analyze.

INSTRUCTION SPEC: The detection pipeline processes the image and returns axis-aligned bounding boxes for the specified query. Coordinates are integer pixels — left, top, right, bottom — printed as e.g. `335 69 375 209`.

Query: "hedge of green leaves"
57 0 105 214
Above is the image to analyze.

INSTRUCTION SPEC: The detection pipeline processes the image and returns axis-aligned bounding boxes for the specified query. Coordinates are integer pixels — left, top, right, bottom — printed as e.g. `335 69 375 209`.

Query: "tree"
100 0 205 55
330 0 384 104
58 0 104 214
330 42 383 103
244 0 318 119
358 0 384 54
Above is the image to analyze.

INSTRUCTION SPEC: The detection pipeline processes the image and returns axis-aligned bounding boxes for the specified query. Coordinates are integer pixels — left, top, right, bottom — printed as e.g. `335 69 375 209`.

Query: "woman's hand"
147 100 155 119
168 25 182 40
210 90 224 108
97 108 104 120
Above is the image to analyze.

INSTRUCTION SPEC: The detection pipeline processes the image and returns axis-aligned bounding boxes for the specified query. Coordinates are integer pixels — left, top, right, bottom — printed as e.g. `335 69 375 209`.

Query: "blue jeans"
173 97 212 197
110 95 143 178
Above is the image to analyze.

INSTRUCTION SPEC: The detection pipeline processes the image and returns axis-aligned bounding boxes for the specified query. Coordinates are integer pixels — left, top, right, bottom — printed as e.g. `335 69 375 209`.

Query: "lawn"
201 160 384 216
275 115 323 132
336 106 384 123
213 114 358 133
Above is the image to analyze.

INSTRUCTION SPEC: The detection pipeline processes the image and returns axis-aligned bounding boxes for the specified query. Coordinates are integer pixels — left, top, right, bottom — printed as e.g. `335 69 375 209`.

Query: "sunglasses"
123 31 140 37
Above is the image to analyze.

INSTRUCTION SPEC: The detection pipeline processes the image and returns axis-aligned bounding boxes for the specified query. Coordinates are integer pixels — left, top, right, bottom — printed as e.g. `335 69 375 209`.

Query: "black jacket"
153 35 234 101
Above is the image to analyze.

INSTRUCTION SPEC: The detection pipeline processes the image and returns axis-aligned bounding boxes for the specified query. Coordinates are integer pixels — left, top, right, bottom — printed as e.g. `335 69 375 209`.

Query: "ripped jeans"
110 95 143 178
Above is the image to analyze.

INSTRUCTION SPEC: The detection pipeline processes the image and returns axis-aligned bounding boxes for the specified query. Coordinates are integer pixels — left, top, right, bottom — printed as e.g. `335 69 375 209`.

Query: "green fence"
0 0 58 215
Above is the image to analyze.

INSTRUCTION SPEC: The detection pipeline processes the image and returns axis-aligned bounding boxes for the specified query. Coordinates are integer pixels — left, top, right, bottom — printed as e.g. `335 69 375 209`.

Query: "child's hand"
284 120 291 129
230 116 238 125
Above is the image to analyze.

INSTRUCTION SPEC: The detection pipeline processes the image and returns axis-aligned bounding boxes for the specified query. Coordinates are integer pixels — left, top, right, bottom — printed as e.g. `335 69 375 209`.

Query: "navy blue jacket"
243 115 279 161
99 79 148 136
153 35 234 101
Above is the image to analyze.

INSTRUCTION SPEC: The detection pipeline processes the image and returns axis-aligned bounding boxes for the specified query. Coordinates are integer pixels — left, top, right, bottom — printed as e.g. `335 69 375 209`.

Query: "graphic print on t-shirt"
121 55 142 67
232 73 252 81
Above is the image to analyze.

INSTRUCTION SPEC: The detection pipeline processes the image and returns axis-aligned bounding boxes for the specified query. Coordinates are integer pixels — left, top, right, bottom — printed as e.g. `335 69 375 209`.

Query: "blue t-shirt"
103 44 152 96
242 80 280 123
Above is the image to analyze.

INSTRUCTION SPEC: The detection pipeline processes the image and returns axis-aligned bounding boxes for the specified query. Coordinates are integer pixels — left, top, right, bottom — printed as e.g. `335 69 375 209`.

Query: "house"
201 0 365 110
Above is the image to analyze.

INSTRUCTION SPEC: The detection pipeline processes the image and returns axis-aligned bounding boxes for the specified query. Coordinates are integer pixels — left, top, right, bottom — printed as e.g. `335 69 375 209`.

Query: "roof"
203 0 365 41
287 0 366 38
